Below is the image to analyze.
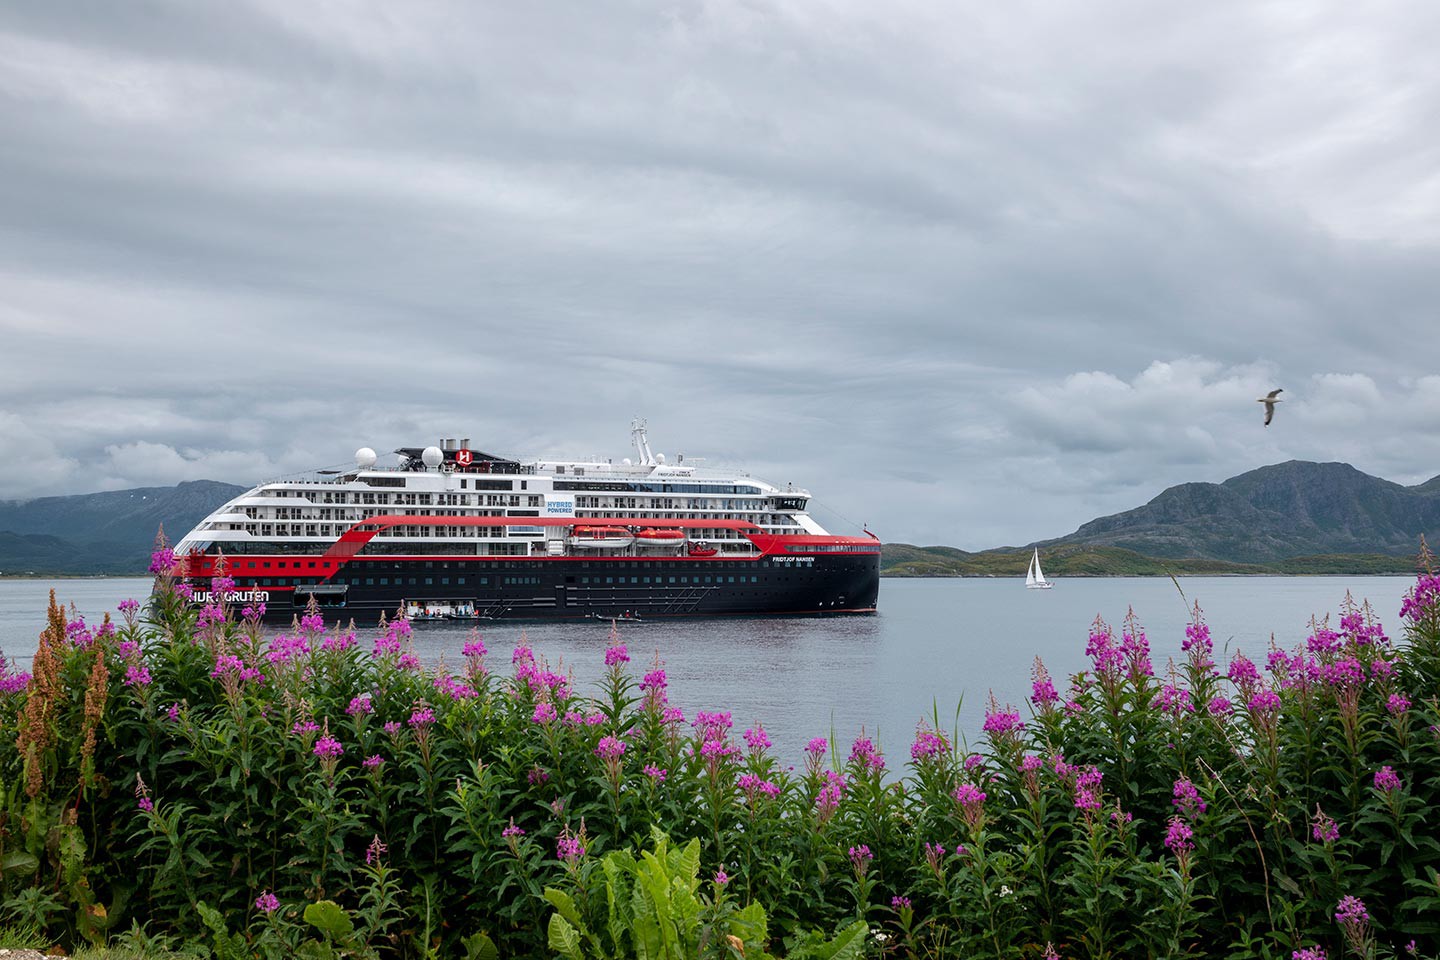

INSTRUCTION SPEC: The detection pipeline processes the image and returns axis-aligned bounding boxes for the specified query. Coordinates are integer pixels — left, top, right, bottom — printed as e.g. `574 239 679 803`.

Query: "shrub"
1 547 1438 958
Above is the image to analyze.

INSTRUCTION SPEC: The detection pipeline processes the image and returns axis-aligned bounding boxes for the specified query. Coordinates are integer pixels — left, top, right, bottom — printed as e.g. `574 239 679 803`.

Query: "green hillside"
880 543 1419 578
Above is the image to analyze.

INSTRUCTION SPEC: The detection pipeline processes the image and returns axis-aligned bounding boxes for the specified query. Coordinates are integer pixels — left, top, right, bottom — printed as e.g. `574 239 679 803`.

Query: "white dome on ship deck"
355 447 377 468
421 445 443 467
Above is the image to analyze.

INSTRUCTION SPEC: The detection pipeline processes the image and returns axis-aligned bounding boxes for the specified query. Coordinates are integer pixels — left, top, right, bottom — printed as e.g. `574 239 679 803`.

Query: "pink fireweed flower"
815 770 846 824
1335 895 1369 924
117 597 140 616
397 652 421 671
1182 604 1214 668
320 630 357 653
382 720 402 737
124 663 152 688
138 796 154 813
174 582 194 600
502 819 525 838
1164 816 1194 854
1371 658 1395 681
910 722 949 763
1227 652 1260 692
1387 693 1411 716
1120 612 1153 679
662 706 685 725
1165 816 1195 875
1311 806 1339 844
523 699 550 724
1086 617 1124 678
556 824 586 867
693 710 733 742
1154 684 1194 716
639 667 668 708
149 547 178 575
1400 573 1440 623
849 735 886 772
166 703 180 722
363 754 385 771
365 835 388 866
1172 778 1207 819
891 895 912 911
1292 948 1327 960
1307 624 1342 657
643 764 667 783
743 725 772 754
1074 765 1104 813
313 735 344 760
462 637 488 659
241 602 266 620
409 706 436 728
291 720 320 737
1031 657 1059 710
527 766 550 785
255 891 280 914
1373 765 1402 793
1042 944 1060 960
982 700 1024 739
1334 895 1370 955
603 643 629 667
923 841 948 877
1207 696 1233 717
848 844 873 878
1248 689 1281 714
953 782 987 831
713 870 730 886
804 736 828 775
347 696 373 717
595 736 627 761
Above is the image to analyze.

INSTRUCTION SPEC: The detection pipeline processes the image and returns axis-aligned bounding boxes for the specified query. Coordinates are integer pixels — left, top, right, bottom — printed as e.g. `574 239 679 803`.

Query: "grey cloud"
1 1 1438 546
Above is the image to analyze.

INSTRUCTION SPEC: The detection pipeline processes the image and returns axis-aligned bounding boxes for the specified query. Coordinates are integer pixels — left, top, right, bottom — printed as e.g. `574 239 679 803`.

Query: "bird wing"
1264 403 1275 426
1266 389 1283 399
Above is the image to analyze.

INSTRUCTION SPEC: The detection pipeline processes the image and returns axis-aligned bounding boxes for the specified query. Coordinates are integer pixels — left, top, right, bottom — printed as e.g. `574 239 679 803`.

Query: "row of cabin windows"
579 575 758 585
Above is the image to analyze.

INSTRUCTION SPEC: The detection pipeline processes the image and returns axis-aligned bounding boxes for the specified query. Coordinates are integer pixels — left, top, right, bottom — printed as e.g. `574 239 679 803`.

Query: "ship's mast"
630 417 657 466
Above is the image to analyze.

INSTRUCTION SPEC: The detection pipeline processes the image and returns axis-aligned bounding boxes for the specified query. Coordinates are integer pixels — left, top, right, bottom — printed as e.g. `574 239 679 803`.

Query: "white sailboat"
1025 548 1053 589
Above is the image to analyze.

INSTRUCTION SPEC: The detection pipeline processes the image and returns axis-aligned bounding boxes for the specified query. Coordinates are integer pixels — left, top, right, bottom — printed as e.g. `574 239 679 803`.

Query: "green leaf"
548 913 585 960
544 887 587 933
462 931 500 960
303 900 356 942
815 920 869 960
1 851 40 877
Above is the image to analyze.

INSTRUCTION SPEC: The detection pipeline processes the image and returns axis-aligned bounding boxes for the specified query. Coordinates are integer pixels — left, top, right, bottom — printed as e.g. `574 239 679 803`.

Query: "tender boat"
569 526 636 549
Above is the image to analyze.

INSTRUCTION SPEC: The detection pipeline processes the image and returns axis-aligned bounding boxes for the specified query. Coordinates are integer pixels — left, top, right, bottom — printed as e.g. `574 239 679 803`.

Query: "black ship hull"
201 553 880 624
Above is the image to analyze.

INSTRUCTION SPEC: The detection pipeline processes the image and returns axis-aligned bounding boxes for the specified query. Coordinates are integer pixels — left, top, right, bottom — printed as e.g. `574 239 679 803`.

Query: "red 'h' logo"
455 449 474 467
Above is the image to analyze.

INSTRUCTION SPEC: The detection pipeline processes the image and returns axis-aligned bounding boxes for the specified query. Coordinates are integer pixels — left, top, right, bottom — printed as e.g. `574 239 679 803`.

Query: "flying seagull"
1257 388 1283 426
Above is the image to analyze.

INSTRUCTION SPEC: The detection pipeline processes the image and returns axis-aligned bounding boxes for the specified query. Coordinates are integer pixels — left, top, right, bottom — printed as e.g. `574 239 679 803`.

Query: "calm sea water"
0 576 1415 765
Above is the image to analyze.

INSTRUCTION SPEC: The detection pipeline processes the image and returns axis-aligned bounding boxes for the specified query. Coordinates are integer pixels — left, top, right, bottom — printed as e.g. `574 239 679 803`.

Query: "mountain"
0 480 246 575
1039 461 1440 562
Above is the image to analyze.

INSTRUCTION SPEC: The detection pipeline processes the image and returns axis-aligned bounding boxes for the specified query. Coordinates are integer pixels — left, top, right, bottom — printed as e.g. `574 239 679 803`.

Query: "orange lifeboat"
569 526 636 549
634 528 687 546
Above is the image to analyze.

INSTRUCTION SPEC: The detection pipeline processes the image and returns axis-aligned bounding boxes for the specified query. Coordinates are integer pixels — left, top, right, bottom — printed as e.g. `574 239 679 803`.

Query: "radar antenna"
630 417 657 466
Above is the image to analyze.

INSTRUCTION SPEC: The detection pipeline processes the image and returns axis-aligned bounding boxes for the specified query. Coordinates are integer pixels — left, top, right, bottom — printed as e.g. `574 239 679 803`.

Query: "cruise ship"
173 421 881 622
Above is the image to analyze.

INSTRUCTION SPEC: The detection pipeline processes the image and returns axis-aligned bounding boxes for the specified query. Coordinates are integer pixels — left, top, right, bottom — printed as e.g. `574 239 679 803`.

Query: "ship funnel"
461 437 471 449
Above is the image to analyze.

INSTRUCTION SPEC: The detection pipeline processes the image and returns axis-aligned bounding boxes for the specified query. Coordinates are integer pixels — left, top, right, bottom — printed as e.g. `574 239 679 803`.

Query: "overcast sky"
2 1 1438 548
